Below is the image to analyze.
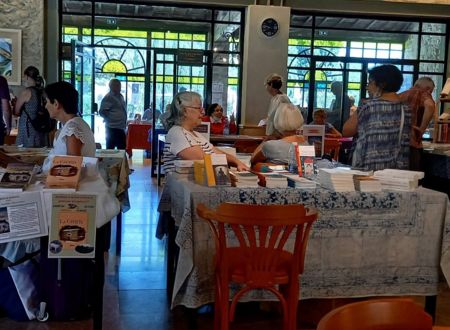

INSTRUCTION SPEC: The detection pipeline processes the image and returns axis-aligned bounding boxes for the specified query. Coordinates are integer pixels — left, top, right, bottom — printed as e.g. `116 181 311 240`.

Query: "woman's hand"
236 160 250 172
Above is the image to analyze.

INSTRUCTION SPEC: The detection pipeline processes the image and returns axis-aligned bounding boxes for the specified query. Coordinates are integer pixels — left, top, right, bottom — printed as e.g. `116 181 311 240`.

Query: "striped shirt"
162 125 214 174
352 98 411 171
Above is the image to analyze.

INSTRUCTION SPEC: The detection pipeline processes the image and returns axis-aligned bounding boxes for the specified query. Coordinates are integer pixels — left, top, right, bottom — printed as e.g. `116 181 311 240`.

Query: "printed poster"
48 194 97 258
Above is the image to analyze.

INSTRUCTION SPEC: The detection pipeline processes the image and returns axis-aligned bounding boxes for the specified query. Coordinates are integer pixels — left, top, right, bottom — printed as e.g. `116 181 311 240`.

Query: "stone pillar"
241 5 290 127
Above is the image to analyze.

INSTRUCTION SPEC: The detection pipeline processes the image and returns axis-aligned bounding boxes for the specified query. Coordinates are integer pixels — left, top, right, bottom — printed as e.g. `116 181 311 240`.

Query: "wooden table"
210 134 264 153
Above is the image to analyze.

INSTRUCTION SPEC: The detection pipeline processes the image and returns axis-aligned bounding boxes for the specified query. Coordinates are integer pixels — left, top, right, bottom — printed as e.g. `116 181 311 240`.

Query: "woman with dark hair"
14 66 49 147
343 64 411 170
202 103 228 134
42 81 96 171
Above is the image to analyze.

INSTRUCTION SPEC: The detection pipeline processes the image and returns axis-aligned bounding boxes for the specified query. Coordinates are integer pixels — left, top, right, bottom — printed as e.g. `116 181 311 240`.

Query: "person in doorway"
14 66 50 147
0 75 12 144
329 81 351 129
99 79 127 149
399 76 436 170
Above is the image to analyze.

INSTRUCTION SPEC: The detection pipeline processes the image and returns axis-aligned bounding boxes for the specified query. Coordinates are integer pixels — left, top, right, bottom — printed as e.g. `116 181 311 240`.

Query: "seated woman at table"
202 103 228 135
343 64 410 171
161 91 249 174
310 109 342 138
251 103 306 169
42 81 96 171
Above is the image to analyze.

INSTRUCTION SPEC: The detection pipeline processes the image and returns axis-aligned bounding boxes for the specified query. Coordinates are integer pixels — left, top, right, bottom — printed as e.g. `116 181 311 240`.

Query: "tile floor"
1 150 450 329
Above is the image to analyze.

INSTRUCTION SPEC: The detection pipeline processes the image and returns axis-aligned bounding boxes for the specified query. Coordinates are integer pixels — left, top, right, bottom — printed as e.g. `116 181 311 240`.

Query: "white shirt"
43 117 96 171
162 125 214 174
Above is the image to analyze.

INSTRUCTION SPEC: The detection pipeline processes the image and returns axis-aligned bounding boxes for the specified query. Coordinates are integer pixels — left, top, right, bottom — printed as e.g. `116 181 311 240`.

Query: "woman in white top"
161 91 248 174
43 82 96 170
264 73 302 137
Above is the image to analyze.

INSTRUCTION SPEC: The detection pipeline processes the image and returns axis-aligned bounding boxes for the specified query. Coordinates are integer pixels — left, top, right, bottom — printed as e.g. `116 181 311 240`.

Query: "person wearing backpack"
14 66 50 147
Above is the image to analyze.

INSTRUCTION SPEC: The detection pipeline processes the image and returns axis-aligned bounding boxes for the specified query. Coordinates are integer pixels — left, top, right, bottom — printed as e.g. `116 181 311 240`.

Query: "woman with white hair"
251 103 306 167
264 73 300 137
161 91 249 174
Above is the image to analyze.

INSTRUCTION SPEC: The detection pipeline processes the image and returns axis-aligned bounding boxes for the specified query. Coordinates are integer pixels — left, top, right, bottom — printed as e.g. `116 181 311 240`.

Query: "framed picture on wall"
0 28 22 85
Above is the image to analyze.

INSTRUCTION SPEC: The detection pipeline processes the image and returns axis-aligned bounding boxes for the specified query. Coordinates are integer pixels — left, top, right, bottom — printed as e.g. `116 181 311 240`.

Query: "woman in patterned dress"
343 64 411 171
14 66 50 147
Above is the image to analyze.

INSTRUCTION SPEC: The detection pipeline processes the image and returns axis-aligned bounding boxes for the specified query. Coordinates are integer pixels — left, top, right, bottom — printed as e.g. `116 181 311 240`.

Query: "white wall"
241 5 291 125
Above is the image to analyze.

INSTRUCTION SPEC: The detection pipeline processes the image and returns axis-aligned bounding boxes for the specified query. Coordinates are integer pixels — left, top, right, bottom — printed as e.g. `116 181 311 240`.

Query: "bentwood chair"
317 298 433 330
197 203 318 330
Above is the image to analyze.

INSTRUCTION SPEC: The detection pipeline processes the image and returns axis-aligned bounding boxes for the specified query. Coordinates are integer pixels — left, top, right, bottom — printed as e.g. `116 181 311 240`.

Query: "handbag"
23 108 56 133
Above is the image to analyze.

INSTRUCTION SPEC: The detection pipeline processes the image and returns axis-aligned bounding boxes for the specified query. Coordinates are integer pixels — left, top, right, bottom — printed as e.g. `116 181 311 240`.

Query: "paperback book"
204 153 231 186
46 155 83 190
295 145 317 178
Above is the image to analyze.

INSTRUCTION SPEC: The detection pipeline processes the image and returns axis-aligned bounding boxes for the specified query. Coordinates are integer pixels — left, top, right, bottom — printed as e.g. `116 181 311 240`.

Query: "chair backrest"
317 299 433 330
323 138 341 161
197 203 318 277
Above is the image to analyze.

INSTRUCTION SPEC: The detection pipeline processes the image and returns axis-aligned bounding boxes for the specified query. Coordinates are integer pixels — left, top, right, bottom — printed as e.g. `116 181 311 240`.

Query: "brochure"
0 191 48 244
48 194 97 258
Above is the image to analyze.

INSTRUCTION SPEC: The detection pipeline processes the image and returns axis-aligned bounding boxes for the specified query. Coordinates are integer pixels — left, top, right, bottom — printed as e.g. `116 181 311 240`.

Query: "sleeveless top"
16 87 49 147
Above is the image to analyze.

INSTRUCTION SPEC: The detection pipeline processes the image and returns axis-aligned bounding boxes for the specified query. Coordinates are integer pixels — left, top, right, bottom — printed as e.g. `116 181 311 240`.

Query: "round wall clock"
261 18 279 37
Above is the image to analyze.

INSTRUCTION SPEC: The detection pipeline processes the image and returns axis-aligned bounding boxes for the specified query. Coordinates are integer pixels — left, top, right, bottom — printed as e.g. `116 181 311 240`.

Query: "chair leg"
214 276 221 330
286 280 300 330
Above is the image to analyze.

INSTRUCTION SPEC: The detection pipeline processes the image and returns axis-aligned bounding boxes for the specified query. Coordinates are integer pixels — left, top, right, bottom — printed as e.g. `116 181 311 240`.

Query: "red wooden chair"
317 298 433 330
197 202 318 330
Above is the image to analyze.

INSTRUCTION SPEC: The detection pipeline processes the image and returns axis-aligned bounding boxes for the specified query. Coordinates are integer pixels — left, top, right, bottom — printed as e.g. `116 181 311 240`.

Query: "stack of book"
262 173 288 188
229 171 259 188
282 174 317 189
373 169 424 191
174 160 194 174
353 175 382 192
318 168 356 192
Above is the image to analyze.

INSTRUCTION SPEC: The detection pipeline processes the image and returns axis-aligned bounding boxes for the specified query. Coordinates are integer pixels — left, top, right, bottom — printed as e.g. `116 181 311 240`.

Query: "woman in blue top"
343 64 410 171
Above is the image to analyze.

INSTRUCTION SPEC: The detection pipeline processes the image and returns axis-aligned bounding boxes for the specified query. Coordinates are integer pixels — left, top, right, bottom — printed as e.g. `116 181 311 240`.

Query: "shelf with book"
433 97 450 143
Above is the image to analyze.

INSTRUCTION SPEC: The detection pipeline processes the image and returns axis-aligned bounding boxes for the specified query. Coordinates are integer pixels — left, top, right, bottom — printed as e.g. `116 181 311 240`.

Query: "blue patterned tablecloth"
158 174 450 309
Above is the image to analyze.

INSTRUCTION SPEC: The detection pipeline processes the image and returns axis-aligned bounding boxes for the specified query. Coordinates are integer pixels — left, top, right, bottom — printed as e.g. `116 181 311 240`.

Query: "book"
204 153 231 186
174 160 194 174
194 160 207 185
353 175 382 192
296 145 317 178
229 170 259 187
0 164 37 192
46 155 83 190
48 194 96 258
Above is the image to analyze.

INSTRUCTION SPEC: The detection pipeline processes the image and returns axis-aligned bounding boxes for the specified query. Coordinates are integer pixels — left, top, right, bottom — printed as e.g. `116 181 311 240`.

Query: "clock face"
261 18 279 37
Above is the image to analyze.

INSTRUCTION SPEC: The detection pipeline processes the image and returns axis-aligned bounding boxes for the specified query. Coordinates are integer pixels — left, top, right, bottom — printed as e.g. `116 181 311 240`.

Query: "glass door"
71 40 95 130
150 48 212 176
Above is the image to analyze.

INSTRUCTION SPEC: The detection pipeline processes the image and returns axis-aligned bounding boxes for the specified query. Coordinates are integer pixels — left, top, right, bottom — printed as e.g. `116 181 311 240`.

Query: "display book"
294 144 317 178
45 155 83 191
0 162 39 192
193 154 231 187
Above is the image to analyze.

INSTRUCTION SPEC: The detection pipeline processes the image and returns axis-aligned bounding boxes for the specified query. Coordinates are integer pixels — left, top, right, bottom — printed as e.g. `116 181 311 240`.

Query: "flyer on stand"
48 194 97 258
0 191 48 244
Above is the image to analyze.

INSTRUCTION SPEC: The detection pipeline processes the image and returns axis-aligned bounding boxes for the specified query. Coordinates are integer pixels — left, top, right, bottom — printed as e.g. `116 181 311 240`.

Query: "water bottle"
288 142 298 174
223 119 230 135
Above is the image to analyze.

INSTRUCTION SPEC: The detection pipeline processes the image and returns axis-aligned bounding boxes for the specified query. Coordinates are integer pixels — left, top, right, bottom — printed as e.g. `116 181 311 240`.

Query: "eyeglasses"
214 108 223 112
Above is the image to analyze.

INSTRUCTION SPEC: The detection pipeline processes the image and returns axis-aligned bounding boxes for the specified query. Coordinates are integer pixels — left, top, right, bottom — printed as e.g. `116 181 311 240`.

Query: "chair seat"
227 248 293 286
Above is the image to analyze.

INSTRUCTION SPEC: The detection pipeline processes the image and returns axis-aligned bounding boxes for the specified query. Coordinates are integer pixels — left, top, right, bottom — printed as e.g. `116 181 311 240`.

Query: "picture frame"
0 28 22 85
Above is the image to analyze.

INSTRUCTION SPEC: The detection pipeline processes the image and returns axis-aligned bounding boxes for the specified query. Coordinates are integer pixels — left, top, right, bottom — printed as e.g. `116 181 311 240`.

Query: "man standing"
0 75 12 145
399 77 435 170
99 79 127 149
329 81 351 130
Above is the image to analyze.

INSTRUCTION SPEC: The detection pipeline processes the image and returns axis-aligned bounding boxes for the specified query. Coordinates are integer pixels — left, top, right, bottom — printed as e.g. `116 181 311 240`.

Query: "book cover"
0 168 34 192
48 194 96 258
204 153 230 186
297 145 317 178
46 156 83 190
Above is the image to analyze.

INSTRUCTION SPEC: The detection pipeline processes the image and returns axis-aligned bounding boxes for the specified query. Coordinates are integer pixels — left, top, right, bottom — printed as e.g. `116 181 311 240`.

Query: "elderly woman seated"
251 103 306 170
162 91 248 173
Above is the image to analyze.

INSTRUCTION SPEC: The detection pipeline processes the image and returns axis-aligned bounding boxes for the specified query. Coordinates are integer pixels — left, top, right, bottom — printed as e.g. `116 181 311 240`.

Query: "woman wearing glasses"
343 64 411 171
161 91 249 174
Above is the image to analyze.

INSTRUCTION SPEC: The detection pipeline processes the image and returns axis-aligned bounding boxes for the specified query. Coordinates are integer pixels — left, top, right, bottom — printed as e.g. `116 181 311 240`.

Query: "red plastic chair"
317 298 433 330
197 202 318 330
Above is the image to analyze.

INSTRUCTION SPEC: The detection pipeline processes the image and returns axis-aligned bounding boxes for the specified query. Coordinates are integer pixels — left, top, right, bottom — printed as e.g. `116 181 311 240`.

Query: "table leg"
425 295 437 323
157 141 162 186
126 148 132 158
116 211 122 256
93 226 107 330
166 214 177 302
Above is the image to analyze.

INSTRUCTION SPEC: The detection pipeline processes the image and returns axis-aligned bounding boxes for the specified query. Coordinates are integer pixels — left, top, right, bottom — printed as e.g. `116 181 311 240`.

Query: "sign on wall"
0 28 22 85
